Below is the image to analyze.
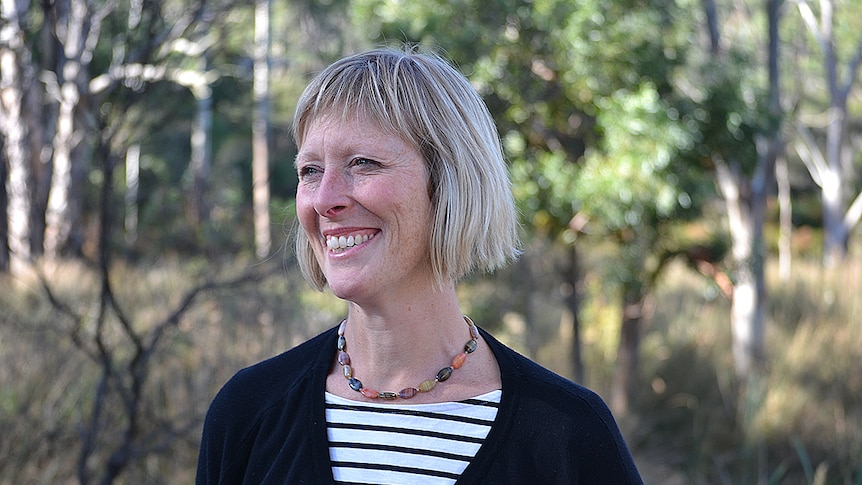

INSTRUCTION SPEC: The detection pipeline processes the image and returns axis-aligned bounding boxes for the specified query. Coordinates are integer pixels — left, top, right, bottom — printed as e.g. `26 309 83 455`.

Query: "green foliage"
508 145 578 234
674 59 769 176
365 0 709 239
577 84 693 231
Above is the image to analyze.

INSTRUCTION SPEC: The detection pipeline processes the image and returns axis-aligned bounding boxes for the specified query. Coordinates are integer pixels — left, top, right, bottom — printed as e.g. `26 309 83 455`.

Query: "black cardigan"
197 325 643 484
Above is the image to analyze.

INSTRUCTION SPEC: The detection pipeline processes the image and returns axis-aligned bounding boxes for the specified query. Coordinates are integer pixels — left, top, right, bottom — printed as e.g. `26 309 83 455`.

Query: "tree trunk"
715 155 771 378
611 282 645 415
0 0 34 274
701 0 721 55
44 83 78 259
0 138 9 272
796 0 862 266
776 157 792 281
124 145 140 245
771 0 790 282
252 0 272 259
564 244 584 384
819 0 847 267
704 0 781 380
27 57 52 259
189 78 213 230
729 254 765 378
21 0 59 259
821 102 847 266
44 0 91 260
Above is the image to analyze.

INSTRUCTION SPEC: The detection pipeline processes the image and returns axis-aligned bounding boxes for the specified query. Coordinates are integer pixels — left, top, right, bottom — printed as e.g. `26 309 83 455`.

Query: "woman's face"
295 114 434 303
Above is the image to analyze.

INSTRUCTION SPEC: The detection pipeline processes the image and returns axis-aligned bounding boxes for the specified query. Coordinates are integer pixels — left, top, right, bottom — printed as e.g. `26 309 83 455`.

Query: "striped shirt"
324 390 502 485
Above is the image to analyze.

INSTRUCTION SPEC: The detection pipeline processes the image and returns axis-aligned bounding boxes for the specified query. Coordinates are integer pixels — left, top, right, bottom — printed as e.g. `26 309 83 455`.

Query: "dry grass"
0 257 341 484
627 254 862 485
0 249 860 484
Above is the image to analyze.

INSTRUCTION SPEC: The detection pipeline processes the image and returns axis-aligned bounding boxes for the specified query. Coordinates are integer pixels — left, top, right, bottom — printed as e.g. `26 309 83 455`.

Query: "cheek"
394 193 433 243
295 192 318 234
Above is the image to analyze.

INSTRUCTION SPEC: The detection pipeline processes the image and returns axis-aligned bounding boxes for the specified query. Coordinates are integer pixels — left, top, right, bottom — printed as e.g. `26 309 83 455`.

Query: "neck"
339 284 468 392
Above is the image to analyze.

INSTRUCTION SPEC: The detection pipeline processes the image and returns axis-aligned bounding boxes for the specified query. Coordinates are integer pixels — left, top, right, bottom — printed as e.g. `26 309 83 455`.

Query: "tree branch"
142 267 272 367
152 0 211 60
89 63 218 97
793 122 827 186
37 268 94 358
844 189 862 232
794 0 829 55
713 155 742 203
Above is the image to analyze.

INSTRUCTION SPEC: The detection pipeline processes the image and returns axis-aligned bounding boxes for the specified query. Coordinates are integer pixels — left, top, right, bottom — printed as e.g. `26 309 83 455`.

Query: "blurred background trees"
1 0 861 483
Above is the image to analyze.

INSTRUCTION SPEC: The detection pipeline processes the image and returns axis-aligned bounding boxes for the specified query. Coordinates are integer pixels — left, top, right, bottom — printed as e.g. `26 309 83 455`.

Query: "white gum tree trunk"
252 0 272 259
1 0 33 274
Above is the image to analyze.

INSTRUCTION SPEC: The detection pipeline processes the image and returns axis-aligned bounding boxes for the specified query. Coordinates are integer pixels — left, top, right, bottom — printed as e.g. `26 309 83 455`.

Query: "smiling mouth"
326 232 376 253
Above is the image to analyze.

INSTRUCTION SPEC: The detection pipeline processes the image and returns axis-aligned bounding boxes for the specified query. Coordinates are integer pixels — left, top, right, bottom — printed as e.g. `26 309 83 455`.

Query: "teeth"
326 233 373 252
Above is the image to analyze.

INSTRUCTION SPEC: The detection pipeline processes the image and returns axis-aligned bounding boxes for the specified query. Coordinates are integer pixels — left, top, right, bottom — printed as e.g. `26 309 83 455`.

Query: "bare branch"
78 372 109 484
37 268 99 361
793 122 827 186
152 0 212 60
168 31 219 57
143 267 271 363
844 190 862 231
701 0 721 55
90 63 218 98
794 0 827 54
83 0 119 66
107 284 144 355
713 156 742 203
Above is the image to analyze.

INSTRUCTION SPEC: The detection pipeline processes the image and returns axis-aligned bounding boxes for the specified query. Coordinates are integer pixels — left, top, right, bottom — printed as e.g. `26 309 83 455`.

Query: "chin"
326 279 368 301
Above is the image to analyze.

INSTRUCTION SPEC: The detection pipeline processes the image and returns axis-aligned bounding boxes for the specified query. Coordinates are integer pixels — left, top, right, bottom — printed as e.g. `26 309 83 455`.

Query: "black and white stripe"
325 390 501 484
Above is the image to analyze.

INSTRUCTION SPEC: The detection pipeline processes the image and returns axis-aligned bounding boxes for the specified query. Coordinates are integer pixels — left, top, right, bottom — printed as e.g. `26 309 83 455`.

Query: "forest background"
1 0 861 483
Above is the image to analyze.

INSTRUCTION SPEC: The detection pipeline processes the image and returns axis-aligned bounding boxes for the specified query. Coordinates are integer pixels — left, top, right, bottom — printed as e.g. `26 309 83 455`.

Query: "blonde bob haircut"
292 46 521 291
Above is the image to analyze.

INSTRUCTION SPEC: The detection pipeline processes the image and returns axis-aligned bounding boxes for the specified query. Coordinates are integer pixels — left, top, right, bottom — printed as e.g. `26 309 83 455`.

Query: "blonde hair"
292 46 520 290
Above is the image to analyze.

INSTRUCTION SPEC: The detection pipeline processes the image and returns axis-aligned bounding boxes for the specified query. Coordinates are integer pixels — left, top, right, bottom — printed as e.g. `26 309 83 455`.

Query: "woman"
197 47 643 484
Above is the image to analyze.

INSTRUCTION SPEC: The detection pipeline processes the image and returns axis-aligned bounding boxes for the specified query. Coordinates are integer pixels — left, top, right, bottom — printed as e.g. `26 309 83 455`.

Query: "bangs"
293 54 427 149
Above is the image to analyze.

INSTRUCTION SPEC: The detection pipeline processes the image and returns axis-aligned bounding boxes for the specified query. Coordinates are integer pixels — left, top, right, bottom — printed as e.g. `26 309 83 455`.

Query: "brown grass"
0 248 860 484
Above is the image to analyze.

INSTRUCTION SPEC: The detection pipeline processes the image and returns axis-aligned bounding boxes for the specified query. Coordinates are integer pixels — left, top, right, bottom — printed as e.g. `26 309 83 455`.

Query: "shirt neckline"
324 389 502 410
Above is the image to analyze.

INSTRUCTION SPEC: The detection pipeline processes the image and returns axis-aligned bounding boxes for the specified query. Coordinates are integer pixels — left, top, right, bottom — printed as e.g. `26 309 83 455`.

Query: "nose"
313 168 351 218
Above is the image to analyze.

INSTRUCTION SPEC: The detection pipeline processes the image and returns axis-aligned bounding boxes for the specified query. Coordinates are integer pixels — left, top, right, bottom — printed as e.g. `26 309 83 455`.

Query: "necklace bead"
336 316 479 400
436 366 453 382
360 388 378 399
465 339 478 353
418 379 437 392
398 387 417 399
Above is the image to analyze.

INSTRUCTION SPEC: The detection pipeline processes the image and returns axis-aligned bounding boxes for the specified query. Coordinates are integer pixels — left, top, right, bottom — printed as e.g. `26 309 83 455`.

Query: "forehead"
297 111 415 156
300 104 393 136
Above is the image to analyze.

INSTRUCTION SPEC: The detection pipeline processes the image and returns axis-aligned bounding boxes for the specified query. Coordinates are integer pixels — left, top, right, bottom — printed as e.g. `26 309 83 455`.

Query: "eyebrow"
294 151 315 168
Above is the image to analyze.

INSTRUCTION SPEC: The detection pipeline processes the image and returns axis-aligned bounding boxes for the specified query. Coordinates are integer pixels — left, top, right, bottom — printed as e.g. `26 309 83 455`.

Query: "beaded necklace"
336 316 480 400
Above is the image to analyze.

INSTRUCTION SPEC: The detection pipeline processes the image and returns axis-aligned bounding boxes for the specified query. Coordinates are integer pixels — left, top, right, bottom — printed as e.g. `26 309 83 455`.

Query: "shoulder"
202 326 336 435
197 327 337 483
482 329 642 481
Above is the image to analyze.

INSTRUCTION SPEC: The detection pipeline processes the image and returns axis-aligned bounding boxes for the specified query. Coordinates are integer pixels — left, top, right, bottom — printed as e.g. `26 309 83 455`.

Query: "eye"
297 165 321 180
352 157 379 167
